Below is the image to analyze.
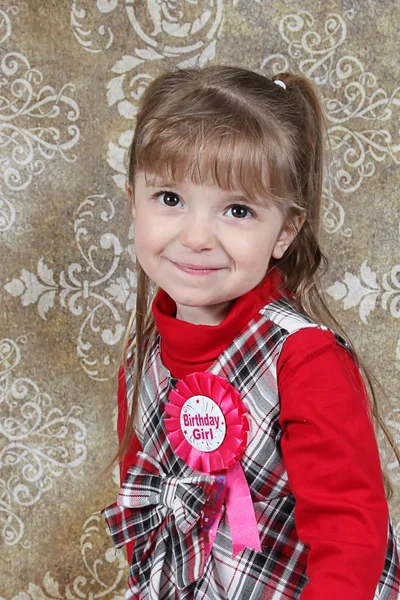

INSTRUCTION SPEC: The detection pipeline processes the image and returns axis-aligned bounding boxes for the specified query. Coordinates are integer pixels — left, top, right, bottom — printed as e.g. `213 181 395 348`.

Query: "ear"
272 214 305 259
126 181 135 218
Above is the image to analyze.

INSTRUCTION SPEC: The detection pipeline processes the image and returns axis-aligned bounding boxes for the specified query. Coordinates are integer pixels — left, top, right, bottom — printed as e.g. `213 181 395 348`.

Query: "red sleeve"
277 327 388 600
117 364 142 565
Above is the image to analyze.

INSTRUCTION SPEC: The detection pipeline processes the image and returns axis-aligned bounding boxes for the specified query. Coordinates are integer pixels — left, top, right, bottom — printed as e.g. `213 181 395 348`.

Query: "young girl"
101 65 400 599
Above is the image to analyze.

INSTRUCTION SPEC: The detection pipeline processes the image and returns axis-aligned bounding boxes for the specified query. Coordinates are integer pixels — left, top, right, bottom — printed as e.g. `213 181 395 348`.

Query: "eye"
154 190 182 208
226 204 255 219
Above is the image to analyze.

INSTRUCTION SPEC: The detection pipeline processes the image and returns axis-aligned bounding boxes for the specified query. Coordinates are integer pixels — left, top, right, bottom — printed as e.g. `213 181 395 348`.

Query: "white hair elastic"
274 79 286 90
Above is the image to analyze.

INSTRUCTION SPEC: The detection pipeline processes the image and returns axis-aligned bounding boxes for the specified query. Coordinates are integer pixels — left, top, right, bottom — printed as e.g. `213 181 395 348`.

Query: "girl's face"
130 171 300 326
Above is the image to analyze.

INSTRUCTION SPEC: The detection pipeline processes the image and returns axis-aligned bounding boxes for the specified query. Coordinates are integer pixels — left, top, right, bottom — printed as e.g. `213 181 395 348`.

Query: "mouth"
169 260 224 275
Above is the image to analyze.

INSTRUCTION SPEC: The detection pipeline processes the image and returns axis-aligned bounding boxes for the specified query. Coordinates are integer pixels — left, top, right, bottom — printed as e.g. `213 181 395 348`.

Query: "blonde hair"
101 65 399 495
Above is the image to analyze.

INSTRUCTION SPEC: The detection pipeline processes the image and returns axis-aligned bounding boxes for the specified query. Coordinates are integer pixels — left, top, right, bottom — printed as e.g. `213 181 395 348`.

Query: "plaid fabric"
103 298 400 599
101 451 214 593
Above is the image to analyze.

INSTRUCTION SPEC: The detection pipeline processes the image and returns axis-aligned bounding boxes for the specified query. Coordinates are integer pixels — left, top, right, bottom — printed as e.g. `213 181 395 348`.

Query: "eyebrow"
146 180 181 189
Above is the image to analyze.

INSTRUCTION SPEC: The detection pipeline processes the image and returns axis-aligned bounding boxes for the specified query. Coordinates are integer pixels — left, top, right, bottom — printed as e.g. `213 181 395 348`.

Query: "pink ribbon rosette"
164 371 261 557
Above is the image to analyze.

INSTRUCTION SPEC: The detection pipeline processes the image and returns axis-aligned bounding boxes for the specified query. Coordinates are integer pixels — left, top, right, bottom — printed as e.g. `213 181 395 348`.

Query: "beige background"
1 0 399 597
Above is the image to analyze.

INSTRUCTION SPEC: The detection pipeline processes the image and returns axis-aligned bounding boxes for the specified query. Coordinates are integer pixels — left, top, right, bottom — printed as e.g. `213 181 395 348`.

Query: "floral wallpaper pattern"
1 0 399 597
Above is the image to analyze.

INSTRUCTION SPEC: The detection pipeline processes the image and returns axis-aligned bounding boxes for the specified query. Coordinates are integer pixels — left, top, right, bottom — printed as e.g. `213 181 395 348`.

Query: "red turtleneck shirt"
117 270 388 600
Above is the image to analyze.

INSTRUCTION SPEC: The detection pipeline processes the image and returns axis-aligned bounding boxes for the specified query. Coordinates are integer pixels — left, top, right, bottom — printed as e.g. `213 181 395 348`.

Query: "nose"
178 213 216 251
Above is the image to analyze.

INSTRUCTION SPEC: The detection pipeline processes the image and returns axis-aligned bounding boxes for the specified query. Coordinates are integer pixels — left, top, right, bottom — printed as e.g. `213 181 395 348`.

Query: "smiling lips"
170 260 224 275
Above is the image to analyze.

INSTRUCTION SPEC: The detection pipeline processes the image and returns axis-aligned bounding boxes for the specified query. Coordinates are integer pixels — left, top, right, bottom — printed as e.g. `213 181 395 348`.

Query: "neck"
175 300 235 325
151 268 286 380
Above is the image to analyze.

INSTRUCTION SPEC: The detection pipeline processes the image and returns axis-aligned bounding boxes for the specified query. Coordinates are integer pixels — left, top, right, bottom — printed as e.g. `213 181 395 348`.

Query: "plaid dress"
102 298 400 599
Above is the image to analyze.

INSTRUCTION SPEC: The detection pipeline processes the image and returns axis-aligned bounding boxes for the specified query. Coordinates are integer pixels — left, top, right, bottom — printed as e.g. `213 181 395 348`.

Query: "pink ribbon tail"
202 474 226 560
225 461 261 556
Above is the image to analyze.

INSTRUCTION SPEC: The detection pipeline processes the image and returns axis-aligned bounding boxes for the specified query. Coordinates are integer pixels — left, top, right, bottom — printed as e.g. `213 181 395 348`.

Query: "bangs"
133 118 292 208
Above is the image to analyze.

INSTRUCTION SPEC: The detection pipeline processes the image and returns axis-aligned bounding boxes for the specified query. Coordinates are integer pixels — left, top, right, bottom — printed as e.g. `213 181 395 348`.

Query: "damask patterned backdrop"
1 0 399 596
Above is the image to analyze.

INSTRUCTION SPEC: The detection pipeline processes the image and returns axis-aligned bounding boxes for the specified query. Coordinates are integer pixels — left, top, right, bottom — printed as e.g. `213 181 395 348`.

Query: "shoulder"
261 298 325 335
262 299 363 399
261 298 352 364
277 326 352 379
277 326 371 425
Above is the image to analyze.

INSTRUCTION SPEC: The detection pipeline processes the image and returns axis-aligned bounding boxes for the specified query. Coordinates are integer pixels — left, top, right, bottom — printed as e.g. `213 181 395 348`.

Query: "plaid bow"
101 451 214 594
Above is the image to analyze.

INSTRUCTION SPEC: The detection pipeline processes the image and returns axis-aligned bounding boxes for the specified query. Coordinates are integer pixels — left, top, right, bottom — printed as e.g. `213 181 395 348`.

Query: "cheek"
228 231 275 264
134 214 164 251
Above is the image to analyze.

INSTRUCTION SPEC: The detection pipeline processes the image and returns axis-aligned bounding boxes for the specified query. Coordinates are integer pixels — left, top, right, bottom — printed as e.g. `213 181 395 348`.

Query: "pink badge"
164 372 261 558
